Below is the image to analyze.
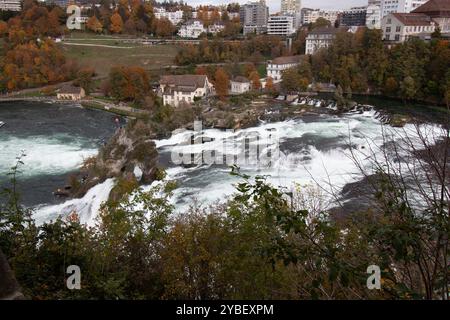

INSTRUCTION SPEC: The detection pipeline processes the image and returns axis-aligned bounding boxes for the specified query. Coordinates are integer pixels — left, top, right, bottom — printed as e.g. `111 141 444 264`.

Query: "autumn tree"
154 18 175 37
214 67 229 100
249 71 261 91
265 76 275 93
87 16 103 33
310 17 331 30
195 66 207 75
281 68 301 93
74 68 96 95
107 66 151 103
110 12 124 34
124 19 137 35
0 21 7 37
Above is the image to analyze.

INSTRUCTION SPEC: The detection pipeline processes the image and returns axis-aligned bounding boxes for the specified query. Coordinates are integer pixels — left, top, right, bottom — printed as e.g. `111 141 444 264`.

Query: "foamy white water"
33 178 115 226
0 134 98 177
155 110 445 212
30 108 445 224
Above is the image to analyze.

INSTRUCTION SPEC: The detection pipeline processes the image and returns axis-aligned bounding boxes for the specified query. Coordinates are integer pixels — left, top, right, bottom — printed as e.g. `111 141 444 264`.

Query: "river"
0 101 119 208
0 99 446 225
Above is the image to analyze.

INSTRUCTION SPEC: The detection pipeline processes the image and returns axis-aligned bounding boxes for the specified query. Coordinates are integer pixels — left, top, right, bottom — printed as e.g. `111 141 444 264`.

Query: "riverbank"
0 95 151 119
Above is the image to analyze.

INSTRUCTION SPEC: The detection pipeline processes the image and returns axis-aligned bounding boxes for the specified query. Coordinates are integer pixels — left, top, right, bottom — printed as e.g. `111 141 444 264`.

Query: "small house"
57 85 86 100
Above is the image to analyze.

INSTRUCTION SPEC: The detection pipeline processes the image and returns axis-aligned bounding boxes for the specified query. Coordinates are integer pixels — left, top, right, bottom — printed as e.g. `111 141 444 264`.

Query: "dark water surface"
0 101 118 206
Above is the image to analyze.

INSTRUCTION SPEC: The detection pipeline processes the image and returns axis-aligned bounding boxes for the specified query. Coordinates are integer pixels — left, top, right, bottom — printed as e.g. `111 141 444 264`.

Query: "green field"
60 33 180 76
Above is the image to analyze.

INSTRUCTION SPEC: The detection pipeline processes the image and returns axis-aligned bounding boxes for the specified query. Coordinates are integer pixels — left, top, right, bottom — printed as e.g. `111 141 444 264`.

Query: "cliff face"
0 248 24 300
97 125 159 184
66 119 159 201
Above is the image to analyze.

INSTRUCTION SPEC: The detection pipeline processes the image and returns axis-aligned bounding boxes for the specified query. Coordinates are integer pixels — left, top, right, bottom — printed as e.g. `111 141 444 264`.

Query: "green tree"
281 68 301 93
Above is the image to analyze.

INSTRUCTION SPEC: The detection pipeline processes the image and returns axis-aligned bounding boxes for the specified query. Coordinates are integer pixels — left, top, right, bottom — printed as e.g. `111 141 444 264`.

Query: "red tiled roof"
160 75 208 89
270 55 301 65
59 85 83 94
391 13 434 26
232 76 250 83
412 0 450 15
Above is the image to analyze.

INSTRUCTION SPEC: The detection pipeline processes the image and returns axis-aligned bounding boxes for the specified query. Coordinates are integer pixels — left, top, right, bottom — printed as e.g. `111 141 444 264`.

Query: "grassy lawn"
60 35 180 76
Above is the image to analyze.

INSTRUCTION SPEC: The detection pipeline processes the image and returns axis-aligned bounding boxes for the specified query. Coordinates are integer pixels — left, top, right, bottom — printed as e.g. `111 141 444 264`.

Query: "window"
395 34 400 41
387 18 392 24
386 27 391 33
396 26 401 32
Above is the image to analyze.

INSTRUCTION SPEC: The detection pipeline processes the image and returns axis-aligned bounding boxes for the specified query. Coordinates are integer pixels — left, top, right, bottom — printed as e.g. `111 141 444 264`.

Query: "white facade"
380 0 427 18
381 13 436 42
160 75 213 107
267 15 296 36
281 0 302 14
57 87 85 101
0 0 21 11
366 4 382 29
301 8 340 26
154 8 184 25
305 28 339 55
230 77 251 94
207 23 225 34
178 20 207 38
267 56 301 81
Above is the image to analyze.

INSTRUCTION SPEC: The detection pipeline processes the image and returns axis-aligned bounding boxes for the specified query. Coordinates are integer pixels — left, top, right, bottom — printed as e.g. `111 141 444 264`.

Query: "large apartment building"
382 12 436 42
412 0 450 33
267 15 296 36
281 0 302 14
382 0 450 42
367 1 382 29
380 0 428 18
340 6 368 26
305 27 342 55
0 0 21 11
240 0 269 35
300 8 340 26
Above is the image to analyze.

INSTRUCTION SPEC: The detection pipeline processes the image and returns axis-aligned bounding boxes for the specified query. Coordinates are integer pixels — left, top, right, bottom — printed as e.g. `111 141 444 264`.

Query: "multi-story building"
240 0 269 35
267 15 296 36
305 27 341 55
381 12 436 42
267 55 302 81
228 12 240 20
281 0 302 14
207 23 226 34
0 0 21 11
412 0 450 33
366 1 382 29
154 7 184 25
160 75 213 107
281 0 302 28
380 0 427 18
300 8 340 26
178 20 207 38
340 6 368 26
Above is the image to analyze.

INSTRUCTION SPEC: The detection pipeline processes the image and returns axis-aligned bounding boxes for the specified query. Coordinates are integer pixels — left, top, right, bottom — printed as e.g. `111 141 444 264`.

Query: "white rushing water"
0 134 98 177
33 178 116 226
155 109 444 213
156 110 383 211
31 109 445 224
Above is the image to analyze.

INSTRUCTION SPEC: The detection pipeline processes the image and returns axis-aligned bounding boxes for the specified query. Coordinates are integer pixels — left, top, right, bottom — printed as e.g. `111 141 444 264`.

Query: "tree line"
1 142 449 299
0 1 78 92
283 28 450 103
